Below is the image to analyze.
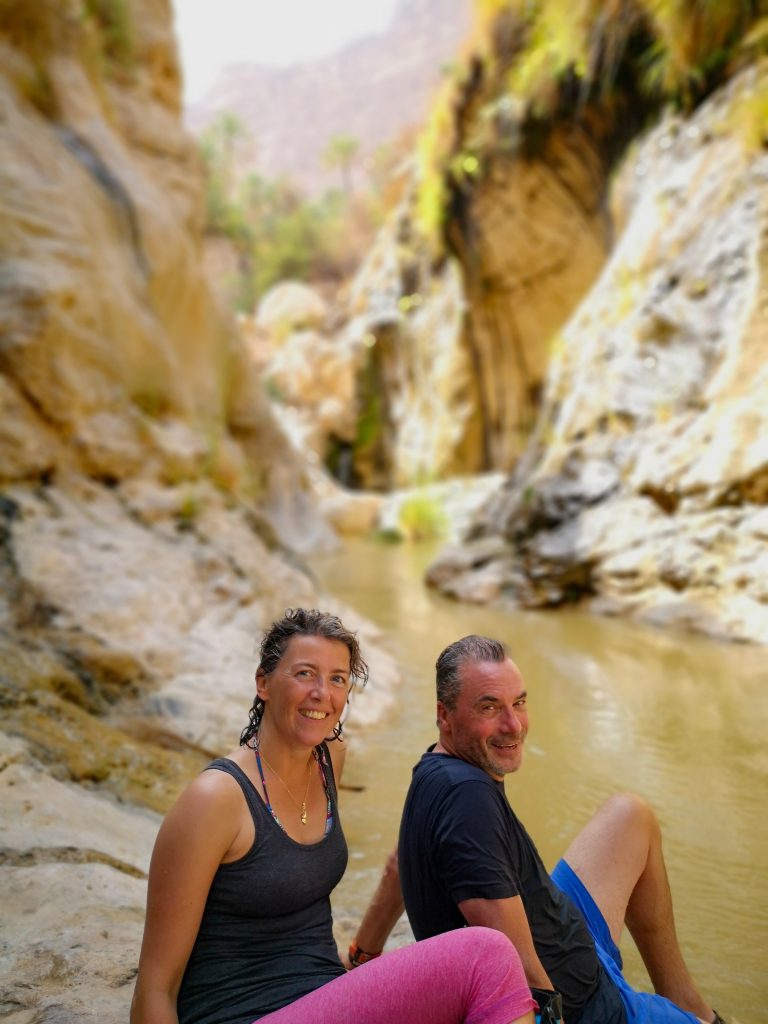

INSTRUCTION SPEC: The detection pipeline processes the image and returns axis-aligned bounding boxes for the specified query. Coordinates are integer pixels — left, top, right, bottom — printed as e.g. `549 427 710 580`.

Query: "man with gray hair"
348 635 725 1024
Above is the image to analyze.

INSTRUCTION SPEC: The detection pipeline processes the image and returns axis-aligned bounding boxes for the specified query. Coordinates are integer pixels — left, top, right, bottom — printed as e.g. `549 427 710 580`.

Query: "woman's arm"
130 770 246 1024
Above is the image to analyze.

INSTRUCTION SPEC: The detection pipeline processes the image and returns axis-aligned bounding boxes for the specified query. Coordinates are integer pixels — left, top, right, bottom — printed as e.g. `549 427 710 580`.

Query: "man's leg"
562 792 714 1022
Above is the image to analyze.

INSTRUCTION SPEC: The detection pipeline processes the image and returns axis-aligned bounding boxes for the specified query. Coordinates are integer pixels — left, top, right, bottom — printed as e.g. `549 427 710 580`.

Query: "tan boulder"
256 280 329 342
1 862 146 1022
262 328 359 452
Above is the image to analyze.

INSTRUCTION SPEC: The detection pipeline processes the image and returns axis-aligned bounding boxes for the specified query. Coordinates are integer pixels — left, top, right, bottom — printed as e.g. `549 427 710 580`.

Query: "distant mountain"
184 0 473 194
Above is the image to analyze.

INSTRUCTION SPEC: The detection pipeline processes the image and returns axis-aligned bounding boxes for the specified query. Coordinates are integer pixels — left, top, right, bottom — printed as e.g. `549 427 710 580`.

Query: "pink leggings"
257 927 534 1024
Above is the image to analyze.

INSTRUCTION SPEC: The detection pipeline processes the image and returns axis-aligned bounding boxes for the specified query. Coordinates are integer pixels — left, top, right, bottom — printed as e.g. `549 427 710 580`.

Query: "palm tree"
322 134 359 196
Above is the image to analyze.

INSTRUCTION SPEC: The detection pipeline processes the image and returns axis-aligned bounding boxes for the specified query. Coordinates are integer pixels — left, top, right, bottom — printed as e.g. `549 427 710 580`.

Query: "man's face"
437 658 528 780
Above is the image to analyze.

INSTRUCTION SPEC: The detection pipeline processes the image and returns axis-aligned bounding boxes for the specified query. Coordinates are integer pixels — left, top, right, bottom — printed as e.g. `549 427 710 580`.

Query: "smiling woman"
130 607 536 1024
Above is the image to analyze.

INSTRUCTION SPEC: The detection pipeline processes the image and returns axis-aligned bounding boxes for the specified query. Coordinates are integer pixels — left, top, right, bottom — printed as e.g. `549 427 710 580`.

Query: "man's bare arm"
347 848 404 962
459 895 555 990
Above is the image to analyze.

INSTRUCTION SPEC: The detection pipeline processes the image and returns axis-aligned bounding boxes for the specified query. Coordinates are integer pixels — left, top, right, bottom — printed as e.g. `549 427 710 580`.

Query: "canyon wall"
428 65 768 643
339 7 767 642
0 3 397 1020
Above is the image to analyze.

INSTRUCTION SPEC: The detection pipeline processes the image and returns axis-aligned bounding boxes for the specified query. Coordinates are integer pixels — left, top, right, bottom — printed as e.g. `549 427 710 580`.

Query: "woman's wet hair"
240 608 369 747
435 634 508 710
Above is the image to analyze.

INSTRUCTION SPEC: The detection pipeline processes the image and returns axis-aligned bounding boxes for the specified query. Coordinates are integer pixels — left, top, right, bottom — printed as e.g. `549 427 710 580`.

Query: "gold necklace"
259 752 314 825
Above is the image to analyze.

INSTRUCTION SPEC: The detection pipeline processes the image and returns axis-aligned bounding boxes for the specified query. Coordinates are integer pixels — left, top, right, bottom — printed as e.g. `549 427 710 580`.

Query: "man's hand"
347 848 404 967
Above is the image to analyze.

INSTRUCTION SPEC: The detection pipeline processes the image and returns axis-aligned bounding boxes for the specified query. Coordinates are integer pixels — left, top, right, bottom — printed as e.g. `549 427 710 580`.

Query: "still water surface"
308 538 767 1024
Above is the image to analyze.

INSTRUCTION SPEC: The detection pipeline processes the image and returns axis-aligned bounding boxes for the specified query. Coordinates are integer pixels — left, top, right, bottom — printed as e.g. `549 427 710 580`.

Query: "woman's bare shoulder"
169 752 249 821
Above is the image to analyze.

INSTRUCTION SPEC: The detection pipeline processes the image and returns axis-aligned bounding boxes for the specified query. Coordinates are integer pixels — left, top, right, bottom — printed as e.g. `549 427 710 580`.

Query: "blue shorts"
552 859 700 1024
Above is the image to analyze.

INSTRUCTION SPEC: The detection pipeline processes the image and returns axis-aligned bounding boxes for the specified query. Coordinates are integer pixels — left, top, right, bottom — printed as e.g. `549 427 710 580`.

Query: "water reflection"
308 537 768 1022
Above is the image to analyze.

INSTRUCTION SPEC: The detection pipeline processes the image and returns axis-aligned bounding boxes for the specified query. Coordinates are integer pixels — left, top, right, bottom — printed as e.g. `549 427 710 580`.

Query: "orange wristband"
348 941 382 967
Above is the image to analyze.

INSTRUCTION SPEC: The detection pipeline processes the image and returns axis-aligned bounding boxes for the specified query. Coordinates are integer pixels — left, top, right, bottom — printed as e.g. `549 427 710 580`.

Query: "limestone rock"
256 281 329 340
262 328 358 453
0 758 160 876
0 5 403 1018
0 0 314 535
0 863 146 1023
448 127 610 470
431 68 768 644
0 476 402 1023
342 208 476 487
0 742 161 1023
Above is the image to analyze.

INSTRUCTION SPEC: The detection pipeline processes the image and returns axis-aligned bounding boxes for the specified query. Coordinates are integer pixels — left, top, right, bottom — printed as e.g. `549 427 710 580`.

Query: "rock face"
322 199 480 490
354 208 475 486
334 112 615 486
251 257 473 493
254 281 359 465
447 125 611 469
0 5 400 1021
430 68 768 644
0 0 323 548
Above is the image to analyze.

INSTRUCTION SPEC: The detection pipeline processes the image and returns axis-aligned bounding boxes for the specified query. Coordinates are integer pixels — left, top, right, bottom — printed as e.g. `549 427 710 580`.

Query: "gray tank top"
177 745 348 1024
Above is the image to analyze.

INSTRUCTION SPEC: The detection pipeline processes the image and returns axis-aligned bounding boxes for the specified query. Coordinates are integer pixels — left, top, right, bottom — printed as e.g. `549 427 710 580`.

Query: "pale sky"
173 0 402 103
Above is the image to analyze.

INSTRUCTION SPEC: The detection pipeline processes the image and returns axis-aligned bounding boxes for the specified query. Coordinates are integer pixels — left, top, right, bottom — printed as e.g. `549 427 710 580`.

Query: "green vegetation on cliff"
417 0 767 243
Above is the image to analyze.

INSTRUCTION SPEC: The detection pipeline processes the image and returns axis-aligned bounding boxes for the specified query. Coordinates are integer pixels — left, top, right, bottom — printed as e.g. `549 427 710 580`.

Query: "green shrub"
396 491 448 542
82 0 134 68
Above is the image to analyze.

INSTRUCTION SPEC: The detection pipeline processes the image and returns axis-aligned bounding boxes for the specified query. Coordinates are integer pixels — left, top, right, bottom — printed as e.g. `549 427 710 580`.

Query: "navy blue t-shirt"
398 751 606 1021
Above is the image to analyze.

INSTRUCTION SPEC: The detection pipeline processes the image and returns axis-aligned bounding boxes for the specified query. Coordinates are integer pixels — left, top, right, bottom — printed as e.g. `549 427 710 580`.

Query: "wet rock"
426 534 513 588
438 558 511 604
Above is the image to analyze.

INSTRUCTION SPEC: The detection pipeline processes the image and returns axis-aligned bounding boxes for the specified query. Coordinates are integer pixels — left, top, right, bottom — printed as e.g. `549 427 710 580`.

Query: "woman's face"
257 634 352 747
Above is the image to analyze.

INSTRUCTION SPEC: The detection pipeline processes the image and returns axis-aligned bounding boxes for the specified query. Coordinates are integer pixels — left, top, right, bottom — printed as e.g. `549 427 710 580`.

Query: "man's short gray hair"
435 635 509 709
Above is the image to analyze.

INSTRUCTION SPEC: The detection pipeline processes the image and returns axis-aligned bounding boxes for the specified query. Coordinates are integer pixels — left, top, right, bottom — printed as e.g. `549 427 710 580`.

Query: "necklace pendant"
301 803 307 825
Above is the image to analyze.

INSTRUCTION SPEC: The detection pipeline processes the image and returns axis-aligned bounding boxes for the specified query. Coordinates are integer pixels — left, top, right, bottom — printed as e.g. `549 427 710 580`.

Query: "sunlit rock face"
255 281 359 465
340 202 482 489
338 119 610 489
447 124 610 470
0 5 399 1019
256 280 329 338
252 264 476 492
430 68 768 644
0 0 322 540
